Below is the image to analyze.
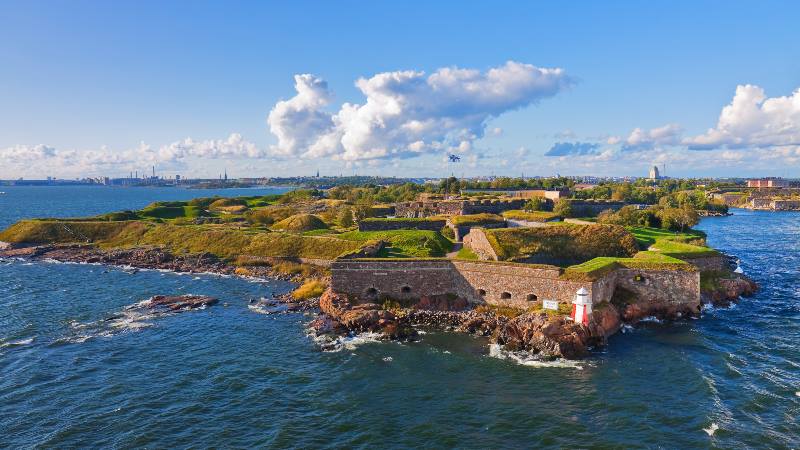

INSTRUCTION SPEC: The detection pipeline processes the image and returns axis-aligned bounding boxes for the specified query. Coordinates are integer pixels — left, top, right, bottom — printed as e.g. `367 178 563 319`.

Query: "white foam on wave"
313 331 384 352
703 422 719 436
488 344 586 369
796 391 800 398
382 356 393 362
638 316 663 324
620 324 635 333
0 337 35 348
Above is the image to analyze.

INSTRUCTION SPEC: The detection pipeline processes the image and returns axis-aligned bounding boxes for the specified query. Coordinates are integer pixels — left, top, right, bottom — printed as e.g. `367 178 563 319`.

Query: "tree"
524 196 546 211
337 207 354 228
553 199 574 218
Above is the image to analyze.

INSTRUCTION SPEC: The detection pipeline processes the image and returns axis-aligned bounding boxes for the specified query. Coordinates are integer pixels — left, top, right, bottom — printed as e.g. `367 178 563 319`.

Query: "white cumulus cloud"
266 61 571 161
685 84 800 150
621 123 683 151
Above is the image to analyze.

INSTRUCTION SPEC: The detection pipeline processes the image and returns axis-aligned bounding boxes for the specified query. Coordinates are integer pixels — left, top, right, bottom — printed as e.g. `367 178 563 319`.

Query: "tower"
648 165 660 181
571 287 592 325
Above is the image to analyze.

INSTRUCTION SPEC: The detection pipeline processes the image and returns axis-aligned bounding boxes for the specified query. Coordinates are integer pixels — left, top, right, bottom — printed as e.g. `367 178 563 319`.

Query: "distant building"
648 166 660 180
747 177 789 189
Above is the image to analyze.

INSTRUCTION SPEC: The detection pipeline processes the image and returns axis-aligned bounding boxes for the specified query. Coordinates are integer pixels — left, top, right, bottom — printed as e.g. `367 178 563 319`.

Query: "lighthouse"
571 287 592 325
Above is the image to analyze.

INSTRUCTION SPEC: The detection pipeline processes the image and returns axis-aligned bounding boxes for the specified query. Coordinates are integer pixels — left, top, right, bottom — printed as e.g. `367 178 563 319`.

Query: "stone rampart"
329 258 701 311
358 219 446 232
394 199 527 218
462 228 499 260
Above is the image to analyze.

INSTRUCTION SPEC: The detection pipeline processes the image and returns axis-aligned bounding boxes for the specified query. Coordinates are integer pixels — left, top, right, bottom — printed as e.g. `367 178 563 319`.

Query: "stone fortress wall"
358 219 447 232
395 199 526 218
330 258 701 311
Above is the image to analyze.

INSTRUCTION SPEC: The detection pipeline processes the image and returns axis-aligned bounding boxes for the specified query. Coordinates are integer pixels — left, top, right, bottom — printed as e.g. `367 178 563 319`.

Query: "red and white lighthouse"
571 287 592 325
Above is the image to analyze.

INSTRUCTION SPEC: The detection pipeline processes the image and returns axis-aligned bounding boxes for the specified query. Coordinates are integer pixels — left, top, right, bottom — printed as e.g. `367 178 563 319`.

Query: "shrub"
553 199 575 218
441 225 455 240
292 280 327 300
524 196 547 211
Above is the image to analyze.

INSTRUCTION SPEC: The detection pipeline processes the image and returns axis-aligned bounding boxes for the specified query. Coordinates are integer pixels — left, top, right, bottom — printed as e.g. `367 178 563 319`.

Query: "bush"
553 199 575 218
209 198 248 209
441 225 455 240
292 280 327 300
524 196 547 211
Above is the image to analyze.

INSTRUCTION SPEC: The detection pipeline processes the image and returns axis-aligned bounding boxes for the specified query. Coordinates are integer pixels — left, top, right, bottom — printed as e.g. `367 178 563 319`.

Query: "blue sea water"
0 187 798 448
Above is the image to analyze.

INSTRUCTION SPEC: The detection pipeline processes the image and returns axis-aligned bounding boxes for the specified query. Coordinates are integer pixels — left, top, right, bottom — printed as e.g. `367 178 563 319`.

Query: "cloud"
620 123 683 151
0 134 267 178
544 141 600 156
266 61 571 161
157 133 265 161
685 84 800 150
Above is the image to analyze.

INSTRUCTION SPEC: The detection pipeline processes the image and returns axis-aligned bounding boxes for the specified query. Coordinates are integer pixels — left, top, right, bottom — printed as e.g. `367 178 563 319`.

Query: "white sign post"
542 299 559 311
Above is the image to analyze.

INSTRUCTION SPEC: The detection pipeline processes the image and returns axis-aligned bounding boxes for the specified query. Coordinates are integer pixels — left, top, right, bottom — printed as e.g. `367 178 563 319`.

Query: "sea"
0 186 798 449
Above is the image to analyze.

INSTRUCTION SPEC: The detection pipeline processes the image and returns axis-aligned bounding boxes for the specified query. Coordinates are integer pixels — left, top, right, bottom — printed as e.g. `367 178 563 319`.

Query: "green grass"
501 210 561 222
450 213 505 227
649 238 720 259
626 226 706 248
455 246 479 260
0 220 365 260
562 250 693 281
337 229 452 257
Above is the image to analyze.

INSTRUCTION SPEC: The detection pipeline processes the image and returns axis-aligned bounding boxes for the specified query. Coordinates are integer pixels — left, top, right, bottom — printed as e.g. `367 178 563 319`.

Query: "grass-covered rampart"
484 223 639 265
0 220 365 260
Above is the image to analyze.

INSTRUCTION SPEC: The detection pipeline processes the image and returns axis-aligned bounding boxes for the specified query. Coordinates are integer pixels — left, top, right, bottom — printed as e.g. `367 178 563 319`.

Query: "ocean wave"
703 422 719 436
312 331 384 352
638 316 663 324
0 337 35 348
488 344 586 369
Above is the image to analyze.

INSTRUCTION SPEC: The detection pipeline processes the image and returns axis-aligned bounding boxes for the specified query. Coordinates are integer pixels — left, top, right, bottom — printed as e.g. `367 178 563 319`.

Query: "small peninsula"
0 180 757 360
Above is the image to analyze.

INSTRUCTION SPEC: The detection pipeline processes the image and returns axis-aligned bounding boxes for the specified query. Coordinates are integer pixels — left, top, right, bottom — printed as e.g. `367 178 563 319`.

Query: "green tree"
553 199 574 218
337 207 354 228
524 196 546 211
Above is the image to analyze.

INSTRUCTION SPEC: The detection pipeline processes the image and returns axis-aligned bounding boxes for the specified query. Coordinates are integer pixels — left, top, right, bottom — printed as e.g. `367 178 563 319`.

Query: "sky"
1 0 799 179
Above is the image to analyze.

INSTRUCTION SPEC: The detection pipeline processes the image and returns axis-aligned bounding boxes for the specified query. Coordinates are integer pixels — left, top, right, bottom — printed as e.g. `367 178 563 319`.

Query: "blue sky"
1 1 799 179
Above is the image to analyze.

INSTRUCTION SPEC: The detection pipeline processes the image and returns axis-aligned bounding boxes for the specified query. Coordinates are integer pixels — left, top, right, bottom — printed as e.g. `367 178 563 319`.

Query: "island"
0 181 757 360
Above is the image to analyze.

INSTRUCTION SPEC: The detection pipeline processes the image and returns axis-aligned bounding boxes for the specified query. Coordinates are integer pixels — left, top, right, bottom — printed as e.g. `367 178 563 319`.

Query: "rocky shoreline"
1 243 758 360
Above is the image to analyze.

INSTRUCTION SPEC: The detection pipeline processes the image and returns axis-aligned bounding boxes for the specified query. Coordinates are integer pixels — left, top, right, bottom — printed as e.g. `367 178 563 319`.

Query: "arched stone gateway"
365 287 379 299
400 285 412 294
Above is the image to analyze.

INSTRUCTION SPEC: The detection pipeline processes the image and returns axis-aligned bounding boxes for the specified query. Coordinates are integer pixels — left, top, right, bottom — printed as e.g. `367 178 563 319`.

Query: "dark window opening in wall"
500 292 512 300
365 287 378 297
477 289 486 297
527 294 538 302
400 286 411 294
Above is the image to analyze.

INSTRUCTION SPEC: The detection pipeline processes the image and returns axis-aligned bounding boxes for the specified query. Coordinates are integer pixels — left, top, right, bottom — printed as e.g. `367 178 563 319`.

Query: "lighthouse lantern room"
571 287 592 325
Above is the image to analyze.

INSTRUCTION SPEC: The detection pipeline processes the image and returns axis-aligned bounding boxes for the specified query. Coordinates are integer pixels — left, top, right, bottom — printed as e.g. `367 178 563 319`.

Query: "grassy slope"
501 210 561 222
450 213 505 227
338 229 452 257
485 223 639 264
0 220 363 260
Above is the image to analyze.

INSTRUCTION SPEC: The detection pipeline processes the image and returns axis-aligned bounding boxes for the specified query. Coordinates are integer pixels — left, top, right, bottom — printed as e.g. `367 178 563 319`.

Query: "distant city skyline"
1 1 799 179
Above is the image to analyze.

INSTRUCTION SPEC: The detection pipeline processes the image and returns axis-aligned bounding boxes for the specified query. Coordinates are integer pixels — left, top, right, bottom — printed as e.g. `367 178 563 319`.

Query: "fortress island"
0 179 757 359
